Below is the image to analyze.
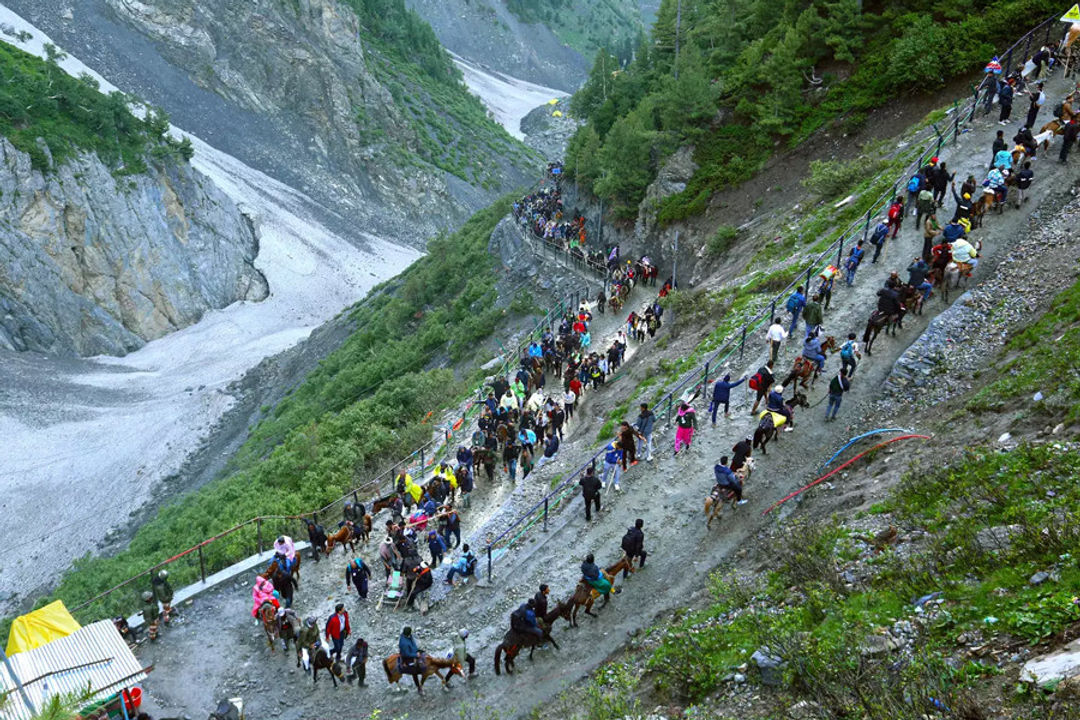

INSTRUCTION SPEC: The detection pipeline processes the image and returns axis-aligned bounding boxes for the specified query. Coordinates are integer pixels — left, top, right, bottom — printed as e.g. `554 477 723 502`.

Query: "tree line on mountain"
565 0 1062 221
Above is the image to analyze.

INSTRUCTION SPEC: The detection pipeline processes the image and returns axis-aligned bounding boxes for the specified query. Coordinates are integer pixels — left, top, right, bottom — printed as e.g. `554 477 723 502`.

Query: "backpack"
840 341 855 360
887 202 902 221
621 530 636 554
785 293 800 313
906 176 921 193
870 224 888 245
510 607 528 631
748 373 762 391
1054 101 1065 117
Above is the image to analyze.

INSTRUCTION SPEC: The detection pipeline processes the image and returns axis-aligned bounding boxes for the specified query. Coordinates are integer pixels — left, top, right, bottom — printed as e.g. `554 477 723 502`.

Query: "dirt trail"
134 73 1080 720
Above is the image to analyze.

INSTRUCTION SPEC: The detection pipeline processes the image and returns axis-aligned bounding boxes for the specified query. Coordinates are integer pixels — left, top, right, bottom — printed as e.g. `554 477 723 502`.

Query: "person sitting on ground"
714 456 746 504
444 544 477 586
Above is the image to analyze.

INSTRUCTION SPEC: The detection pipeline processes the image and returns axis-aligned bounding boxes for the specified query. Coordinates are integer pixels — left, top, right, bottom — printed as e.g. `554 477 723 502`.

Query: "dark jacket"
542 435 559 458
907 260 929 286
398 634 419 659
714 463 738 487
579 471 602 498
307 523 327 548
534 591 549 619
580 560 600 581
621 526 645 555
876 288 900 315
828 373 851 396
712 375 745 403
345 559 370 590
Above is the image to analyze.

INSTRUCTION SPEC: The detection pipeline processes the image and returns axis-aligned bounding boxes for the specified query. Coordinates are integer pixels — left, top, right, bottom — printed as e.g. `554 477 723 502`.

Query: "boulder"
751 646 786 687
1021 638 1080 687
974 524 1023 552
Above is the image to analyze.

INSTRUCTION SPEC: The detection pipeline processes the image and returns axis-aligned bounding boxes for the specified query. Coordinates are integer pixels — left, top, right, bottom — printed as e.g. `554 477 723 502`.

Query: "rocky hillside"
405 0 649 92
0 139 267 356
7 0 538 249
0 41 267 356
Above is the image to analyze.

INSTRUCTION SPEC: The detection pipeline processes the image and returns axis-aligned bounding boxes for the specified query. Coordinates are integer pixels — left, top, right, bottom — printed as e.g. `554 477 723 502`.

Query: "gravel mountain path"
134 73 1080 720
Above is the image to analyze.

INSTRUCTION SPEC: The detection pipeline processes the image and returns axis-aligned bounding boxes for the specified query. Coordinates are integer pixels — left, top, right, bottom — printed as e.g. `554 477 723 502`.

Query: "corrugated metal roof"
1 620 147 720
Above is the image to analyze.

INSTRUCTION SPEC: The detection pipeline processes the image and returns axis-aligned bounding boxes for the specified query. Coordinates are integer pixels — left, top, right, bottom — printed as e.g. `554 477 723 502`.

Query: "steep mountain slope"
6 0 538 249
0 42 266 356
406 0 648 92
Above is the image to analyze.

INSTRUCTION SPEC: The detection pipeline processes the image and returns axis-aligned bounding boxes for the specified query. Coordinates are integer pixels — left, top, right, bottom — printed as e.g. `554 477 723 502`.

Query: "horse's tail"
383 656 395 682
752 427 763 450
494 643 504 676
862 320 873 344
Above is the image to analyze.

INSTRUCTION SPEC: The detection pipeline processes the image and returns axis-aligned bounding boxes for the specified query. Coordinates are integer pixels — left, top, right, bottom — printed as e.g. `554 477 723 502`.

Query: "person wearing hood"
152 569 174 624
452 628 477 677
710 374 746 425
251 575 278 617
674 402 698 454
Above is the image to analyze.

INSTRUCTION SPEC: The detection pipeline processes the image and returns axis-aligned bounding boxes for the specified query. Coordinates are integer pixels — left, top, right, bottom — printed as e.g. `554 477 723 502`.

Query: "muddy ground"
134 72 1080 720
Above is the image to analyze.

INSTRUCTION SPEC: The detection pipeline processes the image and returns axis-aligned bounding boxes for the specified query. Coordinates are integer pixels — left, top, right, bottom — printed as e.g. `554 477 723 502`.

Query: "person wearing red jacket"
325 603 350 660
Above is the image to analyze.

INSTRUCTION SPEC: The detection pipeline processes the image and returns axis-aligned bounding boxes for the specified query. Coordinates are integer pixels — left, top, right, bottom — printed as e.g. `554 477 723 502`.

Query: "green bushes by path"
0 41 191 171
643 444 1080 717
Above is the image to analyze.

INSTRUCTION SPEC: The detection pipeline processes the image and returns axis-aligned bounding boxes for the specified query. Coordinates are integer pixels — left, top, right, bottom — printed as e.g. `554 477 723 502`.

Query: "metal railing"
52 280 591 623
480 14 1066 580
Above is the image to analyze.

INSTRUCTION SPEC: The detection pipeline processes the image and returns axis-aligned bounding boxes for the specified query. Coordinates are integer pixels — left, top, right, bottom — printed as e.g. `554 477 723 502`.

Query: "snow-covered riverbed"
0 5 420 616
451 51 568 139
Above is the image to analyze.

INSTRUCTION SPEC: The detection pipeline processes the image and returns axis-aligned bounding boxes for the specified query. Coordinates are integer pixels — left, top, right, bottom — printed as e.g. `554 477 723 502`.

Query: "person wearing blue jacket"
398 626 421 672
601 440 624 492
713 456 746 504
710 374 746 424
634 404 655 462
785 287 806 335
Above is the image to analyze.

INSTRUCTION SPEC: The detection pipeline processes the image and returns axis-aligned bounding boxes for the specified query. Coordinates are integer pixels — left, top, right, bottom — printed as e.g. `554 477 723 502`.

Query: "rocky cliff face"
0 139 267 356
97 0 535 247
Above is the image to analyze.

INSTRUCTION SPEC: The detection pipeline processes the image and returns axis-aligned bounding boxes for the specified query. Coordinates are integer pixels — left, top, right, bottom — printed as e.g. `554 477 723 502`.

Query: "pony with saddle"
704 457 755 528
862 304 907 356
493 601 571 675
780 336 837 389
567 554 635 626
324 521 359 556
752 391 809 454
382 652 463 694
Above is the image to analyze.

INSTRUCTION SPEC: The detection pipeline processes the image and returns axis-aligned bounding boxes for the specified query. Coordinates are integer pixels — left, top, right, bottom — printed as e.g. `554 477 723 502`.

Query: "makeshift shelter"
5 601 81 656
552 110 563 117
1 620 148 720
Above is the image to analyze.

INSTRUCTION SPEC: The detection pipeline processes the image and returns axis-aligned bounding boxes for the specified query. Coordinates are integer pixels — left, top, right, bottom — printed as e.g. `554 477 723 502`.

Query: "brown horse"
493 603 569 676
382 653 463 695
862 308 905 356
258 602 279 651
324 522 358 555
311 645 347 687
263 554 301 586
704 458 755 528
568 555 635 626
371 493 400 515
277 610 299 654
780 336 837 389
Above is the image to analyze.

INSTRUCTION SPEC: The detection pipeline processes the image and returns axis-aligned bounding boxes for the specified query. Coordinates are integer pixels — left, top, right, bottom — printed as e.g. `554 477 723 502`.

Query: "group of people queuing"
513 186 607 270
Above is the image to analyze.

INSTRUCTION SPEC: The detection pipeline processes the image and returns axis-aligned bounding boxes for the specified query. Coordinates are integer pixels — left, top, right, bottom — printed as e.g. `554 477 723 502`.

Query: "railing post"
1022 35 1032 76
804 267 813 297
257 518 263 555
954 113 961 142
352 491 359 505
420 448 425 476
769 299 776 322
1045 19 1053 46
487 545 493 583
740 326 746 361
198 545 206 583
1004 48 1013 78
702 362 710 398
837 235 844 269
543 497 549 532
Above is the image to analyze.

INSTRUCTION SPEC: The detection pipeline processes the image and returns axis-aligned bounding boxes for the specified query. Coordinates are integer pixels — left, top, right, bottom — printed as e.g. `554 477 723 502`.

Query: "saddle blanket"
759 411 788 428
397 654 427 674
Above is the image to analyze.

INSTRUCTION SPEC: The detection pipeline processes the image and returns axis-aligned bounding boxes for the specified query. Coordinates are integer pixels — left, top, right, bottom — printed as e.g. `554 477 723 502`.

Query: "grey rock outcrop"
0 139 267 356
102 0 534 248
520 103 580 161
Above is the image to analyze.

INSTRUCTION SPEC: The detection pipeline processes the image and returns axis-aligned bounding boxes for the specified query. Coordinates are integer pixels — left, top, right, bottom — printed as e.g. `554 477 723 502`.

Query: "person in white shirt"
765 318 788 364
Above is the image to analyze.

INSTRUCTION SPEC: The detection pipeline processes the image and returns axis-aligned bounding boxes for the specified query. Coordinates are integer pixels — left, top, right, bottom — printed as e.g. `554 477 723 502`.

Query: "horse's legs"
413 672 424 694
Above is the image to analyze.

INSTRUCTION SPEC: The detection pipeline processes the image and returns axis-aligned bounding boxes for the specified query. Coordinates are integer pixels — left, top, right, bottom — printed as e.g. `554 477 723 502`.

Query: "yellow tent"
6 601 81 655
547 98 559 105
552 110 564 117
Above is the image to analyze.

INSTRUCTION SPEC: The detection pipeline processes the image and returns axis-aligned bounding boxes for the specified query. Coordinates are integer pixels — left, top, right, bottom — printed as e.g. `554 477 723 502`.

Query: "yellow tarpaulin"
547 98 559 105
552 110 564 117
6 601 81 655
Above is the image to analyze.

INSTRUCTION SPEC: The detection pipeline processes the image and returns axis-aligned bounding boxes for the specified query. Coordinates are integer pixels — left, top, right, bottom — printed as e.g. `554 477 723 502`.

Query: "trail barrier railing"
481 14 1066 579
44 278 591 624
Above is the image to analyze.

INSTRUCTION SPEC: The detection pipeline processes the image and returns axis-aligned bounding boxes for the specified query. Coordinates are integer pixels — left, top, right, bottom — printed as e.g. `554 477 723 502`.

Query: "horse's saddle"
759 410 787 428
397 654 427 674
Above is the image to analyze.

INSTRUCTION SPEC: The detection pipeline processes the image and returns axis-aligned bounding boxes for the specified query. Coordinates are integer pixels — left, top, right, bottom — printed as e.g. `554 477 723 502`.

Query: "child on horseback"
580 553 613 598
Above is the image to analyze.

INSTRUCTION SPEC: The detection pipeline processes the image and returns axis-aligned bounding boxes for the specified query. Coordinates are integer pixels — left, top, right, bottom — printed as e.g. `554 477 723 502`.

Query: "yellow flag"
1062 4 1080 21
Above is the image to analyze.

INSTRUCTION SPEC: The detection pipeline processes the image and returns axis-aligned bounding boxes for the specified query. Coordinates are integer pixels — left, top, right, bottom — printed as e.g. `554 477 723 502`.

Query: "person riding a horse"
580 554 612 597
802 332 826 373
765 386 794 430
951 238 979 274
511 599 544 640
251 575 278 617
273 536 296 563
714 456 745 504
398 626 423 673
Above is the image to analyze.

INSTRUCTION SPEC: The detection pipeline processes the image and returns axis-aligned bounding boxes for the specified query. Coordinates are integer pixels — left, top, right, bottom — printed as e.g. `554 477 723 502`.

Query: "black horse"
752 391 809 454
